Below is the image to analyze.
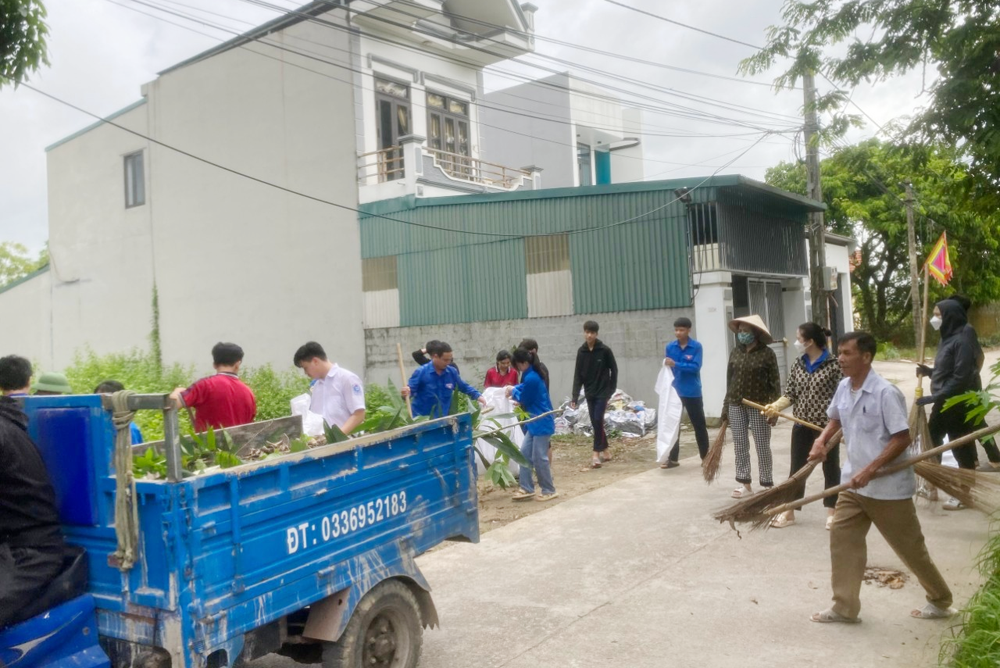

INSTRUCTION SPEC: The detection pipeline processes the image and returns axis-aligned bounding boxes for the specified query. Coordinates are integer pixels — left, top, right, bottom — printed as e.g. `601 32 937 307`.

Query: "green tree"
766 140 1000 342
740 0 1000 212
1 0 49 89
0 241 47 286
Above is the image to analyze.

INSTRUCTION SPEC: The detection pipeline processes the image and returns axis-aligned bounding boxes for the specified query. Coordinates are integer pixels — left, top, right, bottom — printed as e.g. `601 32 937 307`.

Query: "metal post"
905 182 922 348
161 399 184 482
803 72 829 329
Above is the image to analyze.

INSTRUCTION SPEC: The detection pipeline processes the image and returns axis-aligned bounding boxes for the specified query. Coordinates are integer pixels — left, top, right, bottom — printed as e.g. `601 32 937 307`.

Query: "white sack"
654 365 684 464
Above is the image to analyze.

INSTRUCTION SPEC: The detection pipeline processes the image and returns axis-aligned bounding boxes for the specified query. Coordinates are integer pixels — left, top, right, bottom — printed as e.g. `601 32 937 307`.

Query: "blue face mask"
737 332 755 345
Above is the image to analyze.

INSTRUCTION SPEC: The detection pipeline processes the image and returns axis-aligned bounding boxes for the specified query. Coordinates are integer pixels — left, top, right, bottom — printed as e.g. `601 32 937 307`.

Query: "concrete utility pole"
905 182 922 346
803 72 829 329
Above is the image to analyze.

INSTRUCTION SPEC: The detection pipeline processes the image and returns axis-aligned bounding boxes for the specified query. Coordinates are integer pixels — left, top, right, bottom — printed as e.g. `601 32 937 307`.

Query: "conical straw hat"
728 315 773 345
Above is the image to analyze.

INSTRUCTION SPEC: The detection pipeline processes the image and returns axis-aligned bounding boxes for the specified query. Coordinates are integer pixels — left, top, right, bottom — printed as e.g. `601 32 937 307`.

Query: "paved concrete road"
253 356 998 668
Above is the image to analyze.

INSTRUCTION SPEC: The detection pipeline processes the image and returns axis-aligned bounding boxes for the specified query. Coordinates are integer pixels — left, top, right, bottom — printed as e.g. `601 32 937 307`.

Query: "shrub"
61 347 309 441
62 347 194 441
241 365 310 422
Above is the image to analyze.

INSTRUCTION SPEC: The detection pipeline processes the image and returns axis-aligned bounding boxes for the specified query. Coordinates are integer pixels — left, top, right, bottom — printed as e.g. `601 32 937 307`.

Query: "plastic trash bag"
290 393 325 438
654 366 684 464
474 387 522 478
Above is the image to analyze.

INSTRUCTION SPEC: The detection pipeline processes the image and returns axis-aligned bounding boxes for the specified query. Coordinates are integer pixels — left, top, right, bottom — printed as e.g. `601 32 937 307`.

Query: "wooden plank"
132 415 303 458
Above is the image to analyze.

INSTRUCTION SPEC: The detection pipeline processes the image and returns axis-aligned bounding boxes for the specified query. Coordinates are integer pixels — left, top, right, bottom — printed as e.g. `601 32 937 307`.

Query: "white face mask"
793 340 807 355
930 315 943 331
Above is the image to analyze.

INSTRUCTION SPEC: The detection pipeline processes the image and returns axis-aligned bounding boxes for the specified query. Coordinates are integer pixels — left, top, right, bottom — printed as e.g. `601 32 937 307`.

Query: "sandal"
770 514 795 529
810 608 861 624
512 489 535 501
660 461 679 469
591 458 602 469
911 603 956 620
731 486 754 499
915 486 939 502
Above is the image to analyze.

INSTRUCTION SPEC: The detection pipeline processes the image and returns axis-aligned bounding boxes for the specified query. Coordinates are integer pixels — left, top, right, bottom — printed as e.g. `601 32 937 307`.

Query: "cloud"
0 0 930 253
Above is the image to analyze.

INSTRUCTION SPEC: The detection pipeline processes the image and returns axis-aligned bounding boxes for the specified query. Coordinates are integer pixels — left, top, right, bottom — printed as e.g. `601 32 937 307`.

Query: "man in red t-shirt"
170 342 257 431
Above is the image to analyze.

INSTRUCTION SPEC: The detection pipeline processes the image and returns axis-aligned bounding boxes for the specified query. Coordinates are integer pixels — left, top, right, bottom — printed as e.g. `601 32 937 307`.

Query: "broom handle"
742 399 823 432
916 264 931 398
396 343 413 418
740 398 843 460
476 409 560 439
767 422 1000 515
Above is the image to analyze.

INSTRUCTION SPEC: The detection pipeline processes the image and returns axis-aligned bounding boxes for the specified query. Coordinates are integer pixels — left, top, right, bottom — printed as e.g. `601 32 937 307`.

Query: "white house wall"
480 73 575 186
43 104 156 370
1 8 365 377
610 107 645 183
144 11 364 374
0 270 54 371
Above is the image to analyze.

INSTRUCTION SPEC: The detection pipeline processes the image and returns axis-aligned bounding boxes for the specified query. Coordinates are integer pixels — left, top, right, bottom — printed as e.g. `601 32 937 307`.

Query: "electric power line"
23 83 772 242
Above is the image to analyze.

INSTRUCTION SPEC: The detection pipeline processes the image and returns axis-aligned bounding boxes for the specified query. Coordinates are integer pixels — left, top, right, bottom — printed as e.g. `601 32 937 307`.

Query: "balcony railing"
425 148 531 189
357 147 405 185
357 143 534 193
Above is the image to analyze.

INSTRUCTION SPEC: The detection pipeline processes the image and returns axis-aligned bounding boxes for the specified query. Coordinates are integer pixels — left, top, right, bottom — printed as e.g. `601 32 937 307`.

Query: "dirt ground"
476 426 706 534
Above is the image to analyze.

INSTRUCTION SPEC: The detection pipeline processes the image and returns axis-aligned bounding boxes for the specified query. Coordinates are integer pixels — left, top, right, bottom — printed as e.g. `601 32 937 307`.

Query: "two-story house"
1 0 548 374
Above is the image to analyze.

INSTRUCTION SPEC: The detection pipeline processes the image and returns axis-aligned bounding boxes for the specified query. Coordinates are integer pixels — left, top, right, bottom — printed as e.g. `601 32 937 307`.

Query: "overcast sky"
0 0 928 253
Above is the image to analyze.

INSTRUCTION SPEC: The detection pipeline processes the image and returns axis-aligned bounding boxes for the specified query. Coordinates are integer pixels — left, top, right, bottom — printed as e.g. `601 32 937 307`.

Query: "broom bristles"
913 462 1000 514
702 420 728 483
713 460 819 530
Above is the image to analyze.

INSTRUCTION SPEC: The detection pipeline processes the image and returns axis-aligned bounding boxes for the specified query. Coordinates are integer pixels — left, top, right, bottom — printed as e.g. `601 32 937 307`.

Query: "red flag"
925 232 953 286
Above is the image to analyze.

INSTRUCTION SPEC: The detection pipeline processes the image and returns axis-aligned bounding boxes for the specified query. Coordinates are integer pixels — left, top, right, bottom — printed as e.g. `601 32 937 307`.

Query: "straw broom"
757 422 1000 531
712 400 842 528
702 419 728 483
911 461 1000 513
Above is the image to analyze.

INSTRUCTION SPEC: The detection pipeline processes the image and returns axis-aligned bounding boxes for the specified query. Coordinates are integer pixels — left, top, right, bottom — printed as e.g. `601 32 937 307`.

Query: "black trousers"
789 423 841 508
929 401 979 469
587 396 609 452
0 543 64 628
669 396 710 462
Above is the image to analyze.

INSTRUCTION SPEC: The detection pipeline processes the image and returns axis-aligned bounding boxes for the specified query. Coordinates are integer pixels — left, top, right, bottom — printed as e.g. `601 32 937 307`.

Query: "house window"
525 234 573 317
375 78 410 182
427 92 470 176
124 151 145 208
577 143 593 186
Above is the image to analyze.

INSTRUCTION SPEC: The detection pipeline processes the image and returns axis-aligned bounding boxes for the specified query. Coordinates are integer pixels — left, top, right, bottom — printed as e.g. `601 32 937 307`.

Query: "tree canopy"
0 241 47 287
741 0 1000 211
1 0 49 89
766 140 1000 343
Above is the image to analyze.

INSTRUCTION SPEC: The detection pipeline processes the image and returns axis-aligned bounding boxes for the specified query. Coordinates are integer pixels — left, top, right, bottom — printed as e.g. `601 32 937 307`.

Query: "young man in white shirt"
807 331 953 624
294 342 366 435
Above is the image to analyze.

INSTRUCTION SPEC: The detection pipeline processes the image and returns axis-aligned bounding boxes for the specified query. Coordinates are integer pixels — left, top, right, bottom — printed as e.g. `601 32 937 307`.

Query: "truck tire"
321 580 422 668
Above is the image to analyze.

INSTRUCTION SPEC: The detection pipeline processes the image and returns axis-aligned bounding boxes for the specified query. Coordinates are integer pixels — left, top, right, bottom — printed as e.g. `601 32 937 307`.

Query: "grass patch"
875 344 936 362
940 523 1000 666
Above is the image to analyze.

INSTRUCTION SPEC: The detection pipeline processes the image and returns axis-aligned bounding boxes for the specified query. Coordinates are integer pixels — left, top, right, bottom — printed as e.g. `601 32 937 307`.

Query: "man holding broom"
808 331 955 623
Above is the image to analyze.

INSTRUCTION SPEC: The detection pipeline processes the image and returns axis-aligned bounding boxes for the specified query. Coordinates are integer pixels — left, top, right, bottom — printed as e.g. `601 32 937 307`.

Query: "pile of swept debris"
555 389 657 438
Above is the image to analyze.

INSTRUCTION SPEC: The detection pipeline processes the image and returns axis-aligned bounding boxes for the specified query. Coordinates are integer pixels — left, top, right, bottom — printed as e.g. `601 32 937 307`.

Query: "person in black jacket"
412 340 459 374
945 294 1000 470
570 321 618 468
916 300 982 508
0 355 68 629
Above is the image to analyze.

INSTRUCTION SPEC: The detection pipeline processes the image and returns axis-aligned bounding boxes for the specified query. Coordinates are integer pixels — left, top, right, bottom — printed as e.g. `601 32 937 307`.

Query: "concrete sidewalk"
255 357 996 667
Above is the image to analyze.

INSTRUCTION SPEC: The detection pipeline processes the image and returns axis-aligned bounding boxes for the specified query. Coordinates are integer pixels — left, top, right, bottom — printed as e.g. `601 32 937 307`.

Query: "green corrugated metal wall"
359 187 698 324
398 239 528 326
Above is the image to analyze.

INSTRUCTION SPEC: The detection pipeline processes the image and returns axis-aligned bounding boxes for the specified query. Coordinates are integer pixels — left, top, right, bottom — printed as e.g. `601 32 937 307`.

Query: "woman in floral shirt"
763 322 842 529
722 315 781 499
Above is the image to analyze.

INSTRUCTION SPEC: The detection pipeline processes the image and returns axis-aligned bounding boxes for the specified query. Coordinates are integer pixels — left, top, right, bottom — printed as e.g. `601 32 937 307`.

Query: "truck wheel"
321 580 422 668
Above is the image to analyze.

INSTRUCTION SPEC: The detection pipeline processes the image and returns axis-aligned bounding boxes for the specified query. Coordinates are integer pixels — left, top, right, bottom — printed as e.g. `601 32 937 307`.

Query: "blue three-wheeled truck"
0 393 479 667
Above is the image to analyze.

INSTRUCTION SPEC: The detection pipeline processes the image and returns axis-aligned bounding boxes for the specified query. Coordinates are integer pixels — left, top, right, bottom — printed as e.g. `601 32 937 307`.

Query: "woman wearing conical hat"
722 315 781 500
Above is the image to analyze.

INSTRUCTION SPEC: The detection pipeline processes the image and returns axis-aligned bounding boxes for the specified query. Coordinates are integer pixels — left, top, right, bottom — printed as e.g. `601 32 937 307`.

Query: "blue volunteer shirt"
665 338 703 398
802 349 830 374
408 362 481 418
511 367 555 436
